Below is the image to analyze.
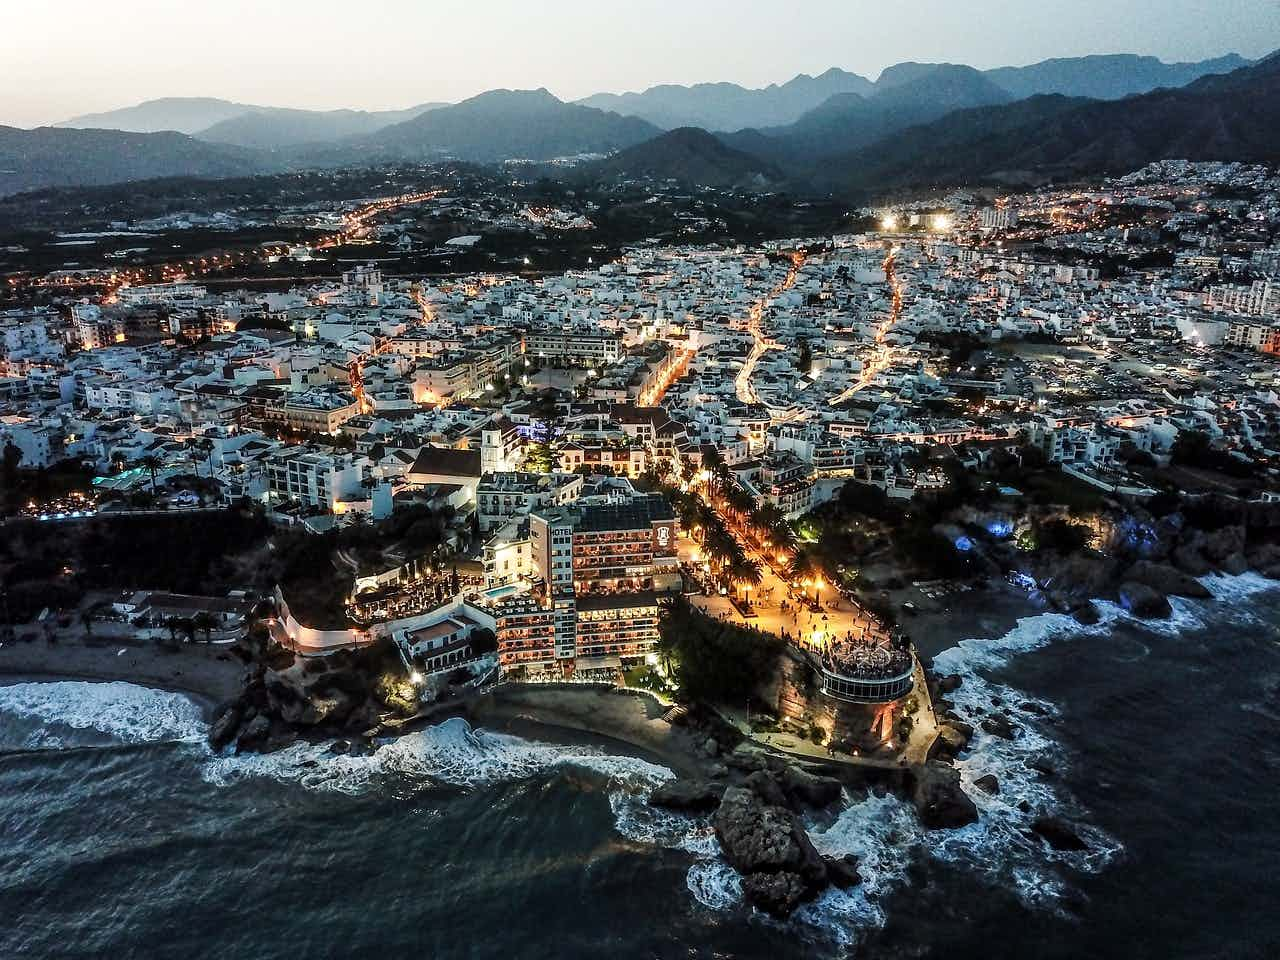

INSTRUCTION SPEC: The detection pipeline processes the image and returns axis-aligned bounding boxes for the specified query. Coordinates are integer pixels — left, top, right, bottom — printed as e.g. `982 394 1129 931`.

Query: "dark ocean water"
3 573 1278 960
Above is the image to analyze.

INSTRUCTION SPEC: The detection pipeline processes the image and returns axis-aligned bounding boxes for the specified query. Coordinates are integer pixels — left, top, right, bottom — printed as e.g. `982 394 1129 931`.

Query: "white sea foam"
1199 570 1280 603
686 859 743 910
202 716 675 799
0 680 206 746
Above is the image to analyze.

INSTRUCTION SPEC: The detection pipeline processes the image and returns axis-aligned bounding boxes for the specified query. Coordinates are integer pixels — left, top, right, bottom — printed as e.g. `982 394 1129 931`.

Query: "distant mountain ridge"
194 103 447 149
575 69 876 131
720 64 1015 164
56 97 261 134
346 89 660 163
57 97 447 149
984 53 1252 101
816 53 1280 195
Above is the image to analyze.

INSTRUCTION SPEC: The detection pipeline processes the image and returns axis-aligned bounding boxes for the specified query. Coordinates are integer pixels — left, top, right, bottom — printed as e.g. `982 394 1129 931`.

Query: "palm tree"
789 547 820 585
723 484 755 520
140 455 162 492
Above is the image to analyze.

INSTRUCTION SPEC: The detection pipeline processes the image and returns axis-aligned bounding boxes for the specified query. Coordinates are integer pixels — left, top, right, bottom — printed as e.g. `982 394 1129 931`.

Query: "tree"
789 547 820 584
192 612 216 642
140 455 162 493
1 441 22 494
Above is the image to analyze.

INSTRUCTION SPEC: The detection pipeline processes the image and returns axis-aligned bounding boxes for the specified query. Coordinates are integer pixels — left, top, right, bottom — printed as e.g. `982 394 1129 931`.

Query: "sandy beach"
466 685 712 778
0 635 248 716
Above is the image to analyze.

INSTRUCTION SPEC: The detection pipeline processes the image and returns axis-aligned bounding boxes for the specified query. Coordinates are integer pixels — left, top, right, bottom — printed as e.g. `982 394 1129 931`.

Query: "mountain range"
57 97 447 150
2 50 1272 199
813 52 1280 195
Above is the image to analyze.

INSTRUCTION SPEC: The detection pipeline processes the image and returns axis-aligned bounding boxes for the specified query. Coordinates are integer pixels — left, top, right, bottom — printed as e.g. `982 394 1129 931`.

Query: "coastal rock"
910 761 979 830
1070 601 1101 625
1220 551 1250 576
1118 582 1172 619
234 714 271 752
1031 815 1089 852
1123 561 1211 599
1246 542 1280 575
1197 525 1246 566
740 872 812 918
937 674 964 694
779 765 844 809
822 854 862 888
648 778 725 813
933 723 972 759
745 770 790 808
1171 544 1213 576
712 786 828 917
208 702 243 751
973 774 1000 795
1026 756 1056 778
980 716 1020 741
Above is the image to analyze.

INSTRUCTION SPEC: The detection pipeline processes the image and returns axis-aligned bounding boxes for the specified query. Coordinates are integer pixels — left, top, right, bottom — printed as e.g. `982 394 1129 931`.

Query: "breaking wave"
0 680 207 750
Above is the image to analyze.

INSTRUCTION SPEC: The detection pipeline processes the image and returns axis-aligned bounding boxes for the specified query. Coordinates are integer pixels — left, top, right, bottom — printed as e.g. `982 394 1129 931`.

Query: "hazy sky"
2 0 1278 127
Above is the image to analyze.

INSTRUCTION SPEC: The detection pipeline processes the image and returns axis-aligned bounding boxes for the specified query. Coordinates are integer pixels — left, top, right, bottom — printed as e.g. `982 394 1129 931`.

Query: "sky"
2 0 1278 127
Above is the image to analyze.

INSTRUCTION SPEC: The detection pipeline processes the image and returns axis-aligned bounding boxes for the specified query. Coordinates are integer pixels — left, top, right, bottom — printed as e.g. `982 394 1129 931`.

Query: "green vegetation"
656 596 783 703
0 507 270 621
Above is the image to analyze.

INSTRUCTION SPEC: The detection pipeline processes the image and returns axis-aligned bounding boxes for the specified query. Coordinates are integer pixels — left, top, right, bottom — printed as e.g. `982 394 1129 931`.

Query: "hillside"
194 103 446 149
358 89 660 163
821 53 1280 195
725 64 1014 164
0 126 267 197
583 127 784 188
576 69 875 131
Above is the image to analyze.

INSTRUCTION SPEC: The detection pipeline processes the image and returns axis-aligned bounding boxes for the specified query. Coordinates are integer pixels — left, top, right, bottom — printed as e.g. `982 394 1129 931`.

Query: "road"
735 250 806 406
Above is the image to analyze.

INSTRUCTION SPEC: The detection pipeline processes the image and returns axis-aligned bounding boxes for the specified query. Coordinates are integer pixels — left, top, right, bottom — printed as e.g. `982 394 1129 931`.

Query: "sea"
2 572 1278 960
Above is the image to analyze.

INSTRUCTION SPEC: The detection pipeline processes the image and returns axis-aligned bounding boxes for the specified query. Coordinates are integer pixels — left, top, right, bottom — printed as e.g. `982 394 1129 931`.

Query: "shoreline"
0 637 247 719
464 685 712 779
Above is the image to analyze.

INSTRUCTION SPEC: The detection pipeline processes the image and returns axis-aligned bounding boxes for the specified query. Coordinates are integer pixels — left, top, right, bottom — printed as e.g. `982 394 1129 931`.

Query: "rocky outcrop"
973 774 1000 795
980 715 1021 740
1123 560 1211 599
648 778 726 813
932 723 972 759
1117 581 1172 619
779 764 844 809
823 854 862 888
910 761 979 830
712 785 830 917
1031 815 1088 852
207 638 410 754
1070 601 1101 625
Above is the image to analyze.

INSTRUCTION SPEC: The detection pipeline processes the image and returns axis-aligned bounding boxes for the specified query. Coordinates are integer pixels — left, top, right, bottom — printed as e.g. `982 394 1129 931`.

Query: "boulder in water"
823 854 862 888
712 786 829 917
973 774 1000 795
910 761 978 830
981 715 1021 741
1118 581 1172 619
1032 815 1088 852
648 778 725 813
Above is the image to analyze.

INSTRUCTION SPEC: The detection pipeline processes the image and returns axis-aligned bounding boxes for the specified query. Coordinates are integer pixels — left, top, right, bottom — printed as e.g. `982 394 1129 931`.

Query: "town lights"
931 214 952 232
880 214 898 231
